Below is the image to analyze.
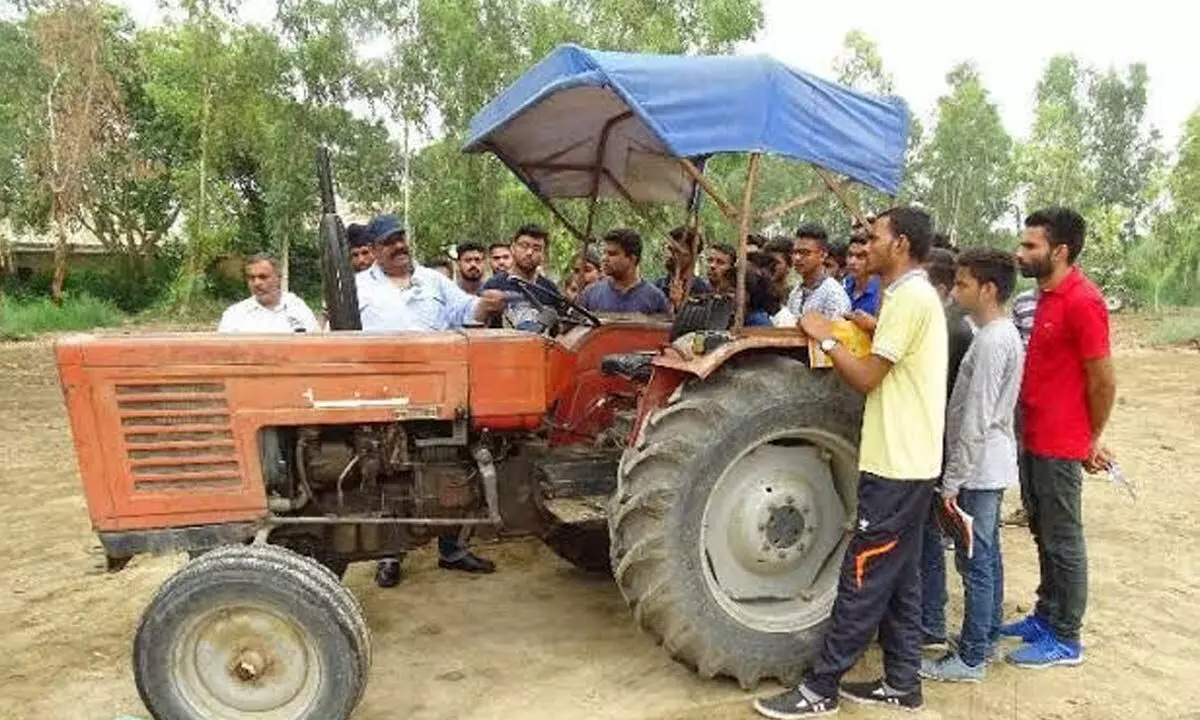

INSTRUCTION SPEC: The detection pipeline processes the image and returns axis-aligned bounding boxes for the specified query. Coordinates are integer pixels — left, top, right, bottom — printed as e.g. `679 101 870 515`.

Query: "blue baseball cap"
367 214 406 245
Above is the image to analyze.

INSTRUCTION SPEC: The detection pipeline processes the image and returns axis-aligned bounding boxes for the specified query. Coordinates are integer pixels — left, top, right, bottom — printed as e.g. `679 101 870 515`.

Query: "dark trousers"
919 498 947 641
1020 453 1087 642
805 474 935 697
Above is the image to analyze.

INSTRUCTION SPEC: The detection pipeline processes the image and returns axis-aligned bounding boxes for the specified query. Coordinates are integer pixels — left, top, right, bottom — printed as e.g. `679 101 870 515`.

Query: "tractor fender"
630 329 811 447
651 328 810 381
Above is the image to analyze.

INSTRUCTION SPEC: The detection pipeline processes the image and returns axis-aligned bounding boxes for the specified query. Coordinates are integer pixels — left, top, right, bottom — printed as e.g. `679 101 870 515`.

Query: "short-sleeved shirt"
787 274 852 319
579 278 669 314
843 275 882 316
480 272 559 330
217 292 319 334
356 263 479 332
1020 268 1110 460
859 269 949 480
1010 289 1038 348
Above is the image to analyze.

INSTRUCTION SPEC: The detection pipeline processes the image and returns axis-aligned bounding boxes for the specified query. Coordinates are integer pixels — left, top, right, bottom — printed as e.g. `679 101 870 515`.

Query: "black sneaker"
752 684 839 719
839 679 923 711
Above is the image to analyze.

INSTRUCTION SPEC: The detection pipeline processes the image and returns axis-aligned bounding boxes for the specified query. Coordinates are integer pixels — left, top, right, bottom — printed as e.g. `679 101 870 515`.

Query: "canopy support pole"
733 153 761 330
813 166 869 228
681 158 739 221
757 183 840 221
584 111 634 246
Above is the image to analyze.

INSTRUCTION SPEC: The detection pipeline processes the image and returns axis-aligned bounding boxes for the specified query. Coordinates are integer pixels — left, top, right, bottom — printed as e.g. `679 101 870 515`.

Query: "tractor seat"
600 352 656 382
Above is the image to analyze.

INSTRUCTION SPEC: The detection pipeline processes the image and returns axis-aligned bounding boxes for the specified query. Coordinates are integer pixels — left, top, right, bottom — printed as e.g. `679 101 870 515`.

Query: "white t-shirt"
217 292 320 334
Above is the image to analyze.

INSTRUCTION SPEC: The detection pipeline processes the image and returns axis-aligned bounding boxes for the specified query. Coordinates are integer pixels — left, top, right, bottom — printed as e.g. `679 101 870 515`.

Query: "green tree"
1018 55 1093 214
915 62 1015 246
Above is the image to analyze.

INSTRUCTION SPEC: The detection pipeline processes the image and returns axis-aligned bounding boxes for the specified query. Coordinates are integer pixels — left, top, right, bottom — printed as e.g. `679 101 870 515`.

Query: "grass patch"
0 294 125 340
1150 311 1200 346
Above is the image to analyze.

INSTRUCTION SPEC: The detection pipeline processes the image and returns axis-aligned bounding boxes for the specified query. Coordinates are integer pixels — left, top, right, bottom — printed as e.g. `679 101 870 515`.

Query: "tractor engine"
264 421 499 559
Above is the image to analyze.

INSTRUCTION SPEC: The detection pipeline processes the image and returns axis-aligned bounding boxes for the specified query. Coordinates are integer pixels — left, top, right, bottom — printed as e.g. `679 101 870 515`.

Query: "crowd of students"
215 205 1115 718
754 205 1115 718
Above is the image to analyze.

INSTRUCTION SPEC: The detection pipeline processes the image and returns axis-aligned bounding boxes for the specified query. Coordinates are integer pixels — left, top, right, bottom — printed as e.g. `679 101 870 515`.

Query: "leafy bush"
0 294 124 339
1151 312 1200 346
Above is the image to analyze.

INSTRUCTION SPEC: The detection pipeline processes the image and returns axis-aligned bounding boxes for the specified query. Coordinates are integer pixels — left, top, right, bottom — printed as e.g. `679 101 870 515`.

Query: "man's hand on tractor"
798 310 834 342
475 290 507 321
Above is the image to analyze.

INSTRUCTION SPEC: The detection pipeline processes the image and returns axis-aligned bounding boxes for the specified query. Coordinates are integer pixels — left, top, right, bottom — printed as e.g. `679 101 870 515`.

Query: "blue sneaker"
997 614 1049 643
1006 634 1084 668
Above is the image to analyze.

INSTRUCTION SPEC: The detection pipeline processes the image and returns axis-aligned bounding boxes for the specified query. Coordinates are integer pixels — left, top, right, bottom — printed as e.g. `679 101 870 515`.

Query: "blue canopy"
463 44 911 205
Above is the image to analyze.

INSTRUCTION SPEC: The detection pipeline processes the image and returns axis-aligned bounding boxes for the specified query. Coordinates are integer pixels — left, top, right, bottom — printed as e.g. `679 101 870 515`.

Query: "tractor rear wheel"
134 544 370 719
610 356 863 689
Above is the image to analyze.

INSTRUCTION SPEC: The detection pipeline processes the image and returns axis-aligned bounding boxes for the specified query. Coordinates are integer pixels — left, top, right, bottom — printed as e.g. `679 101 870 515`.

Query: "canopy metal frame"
486 110 876 330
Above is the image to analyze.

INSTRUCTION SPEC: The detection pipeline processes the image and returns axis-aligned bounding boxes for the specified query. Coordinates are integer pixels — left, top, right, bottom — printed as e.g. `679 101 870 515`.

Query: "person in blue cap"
356 213 506 586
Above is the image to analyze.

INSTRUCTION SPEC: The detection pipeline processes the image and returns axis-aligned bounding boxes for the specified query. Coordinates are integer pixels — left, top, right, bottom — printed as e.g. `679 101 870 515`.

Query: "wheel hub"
766 503 806 550
175 602 322 717
701 436 855 632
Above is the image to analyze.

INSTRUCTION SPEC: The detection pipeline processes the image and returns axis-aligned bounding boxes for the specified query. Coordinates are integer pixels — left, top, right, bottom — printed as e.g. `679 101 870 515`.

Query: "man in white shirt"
217 254 319 334
356 213 505 587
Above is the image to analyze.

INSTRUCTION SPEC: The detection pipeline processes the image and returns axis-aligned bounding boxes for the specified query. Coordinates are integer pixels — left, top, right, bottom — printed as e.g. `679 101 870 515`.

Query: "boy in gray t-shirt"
921 248 1025 683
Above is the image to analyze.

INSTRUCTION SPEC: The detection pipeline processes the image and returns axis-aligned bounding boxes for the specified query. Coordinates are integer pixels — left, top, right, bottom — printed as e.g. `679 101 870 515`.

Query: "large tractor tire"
134 544 370 719
610 356 863 689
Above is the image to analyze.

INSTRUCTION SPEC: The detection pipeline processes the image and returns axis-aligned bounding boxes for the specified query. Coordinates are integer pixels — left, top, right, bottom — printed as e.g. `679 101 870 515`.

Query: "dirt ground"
1 319 1198 720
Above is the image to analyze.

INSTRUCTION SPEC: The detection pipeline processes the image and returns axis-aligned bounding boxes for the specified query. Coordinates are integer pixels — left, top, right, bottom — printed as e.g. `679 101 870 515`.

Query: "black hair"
489 241 510 253
456 241 485 257
764 238 793 257
748 250 777 273
828 242 847 267
957 248 1018 302
426 255 455 273
746 233 768 249
925 247 957 291
847 233 869 247
745 266 781 315
876 206 934 262
1025 206 1086 263
668 226 705 254
795 222 829 245
711 242 736 260
603 228 644 262
574 250 601 269
932 232 956 252
347 223 371 249
513 223 549 243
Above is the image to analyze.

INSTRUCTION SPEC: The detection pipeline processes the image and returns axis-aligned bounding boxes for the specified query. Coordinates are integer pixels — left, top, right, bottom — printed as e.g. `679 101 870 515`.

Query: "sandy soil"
1 322 1198 720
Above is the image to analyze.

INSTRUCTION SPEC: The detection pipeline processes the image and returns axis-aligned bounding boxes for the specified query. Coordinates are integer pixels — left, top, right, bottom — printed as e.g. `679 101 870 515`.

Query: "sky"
117 0 1198 148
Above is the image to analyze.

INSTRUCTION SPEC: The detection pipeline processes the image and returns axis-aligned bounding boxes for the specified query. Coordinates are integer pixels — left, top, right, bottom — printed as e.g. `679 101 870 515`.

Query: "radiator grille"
116 382 240 491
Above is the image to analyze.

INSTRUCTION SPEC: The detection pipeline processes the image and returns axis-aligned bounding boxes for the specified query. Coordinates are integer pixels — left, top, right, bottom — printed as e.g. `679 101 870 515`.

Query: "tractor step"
543 495 608 526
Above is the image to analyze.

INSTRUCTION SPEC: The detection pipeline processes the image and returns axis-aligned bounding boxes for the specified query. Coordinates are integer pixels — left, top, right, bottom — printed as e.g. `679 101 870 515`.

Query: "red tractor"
57 45 910 718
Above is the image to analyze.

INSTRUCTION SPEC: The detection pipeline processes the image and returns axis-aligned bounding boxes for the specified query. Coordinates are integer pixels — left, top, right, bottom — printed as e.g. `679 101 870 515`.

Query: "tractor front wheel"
134 544 370 719
610 356 863 689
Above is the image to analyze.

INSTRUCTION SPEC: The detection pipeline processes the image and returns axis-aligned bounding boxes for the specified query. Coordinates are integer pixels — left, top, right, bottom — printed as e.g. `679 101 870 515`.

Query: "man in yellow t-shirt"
754 207 947 719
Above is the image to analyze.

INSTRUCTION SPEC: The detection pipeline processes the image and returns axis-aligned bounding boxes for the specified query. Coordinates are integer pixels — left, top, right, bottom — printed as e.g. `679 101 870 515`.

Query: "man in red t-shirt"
998 207 1116 669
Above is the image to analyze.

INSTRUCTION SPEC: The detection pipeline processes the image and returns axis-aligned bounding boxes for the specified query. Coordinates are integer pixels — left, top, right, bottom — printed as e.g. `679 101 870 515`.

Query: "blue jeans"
919 497 947 640
954 489 1005 666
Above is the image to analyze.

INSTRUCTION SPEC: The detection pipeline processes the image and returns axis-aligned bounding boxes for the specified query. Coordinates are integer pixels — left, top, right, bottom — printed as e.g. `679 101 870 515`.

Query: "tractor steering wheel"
508 276 602 328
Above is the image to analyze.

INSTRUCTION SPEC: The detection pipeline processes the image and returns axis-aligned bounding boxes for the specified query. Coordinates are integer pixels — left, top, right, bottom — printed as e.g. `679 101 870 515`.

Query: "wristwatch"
820 337 839 353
